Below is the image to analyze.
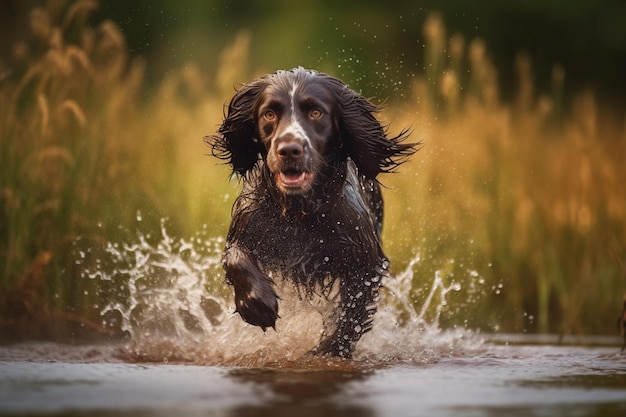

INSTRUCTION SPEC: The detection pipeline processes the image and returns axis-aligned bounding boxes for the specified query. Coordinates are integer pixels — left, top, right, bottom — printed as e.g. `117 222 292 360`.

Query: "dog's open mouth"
277 169 314 192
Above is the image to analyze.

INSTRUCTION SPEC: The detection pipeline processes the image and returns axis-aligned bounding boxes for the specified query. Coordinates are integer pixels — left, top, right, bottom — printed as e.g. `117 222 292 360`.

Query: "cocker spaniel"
207 67 416 358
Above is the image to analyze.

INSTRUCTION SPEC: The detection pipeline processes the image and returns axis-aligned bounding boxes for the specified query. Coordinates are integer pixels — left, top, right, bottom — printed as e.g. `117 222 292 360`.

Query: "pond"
1 338 625 417
3 230 624 416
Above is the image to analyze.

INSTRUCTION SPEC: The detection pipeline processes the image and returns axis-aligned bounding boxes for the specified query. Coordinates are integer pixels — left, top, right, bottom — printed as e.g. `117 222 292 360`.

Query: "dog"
207 67 416 357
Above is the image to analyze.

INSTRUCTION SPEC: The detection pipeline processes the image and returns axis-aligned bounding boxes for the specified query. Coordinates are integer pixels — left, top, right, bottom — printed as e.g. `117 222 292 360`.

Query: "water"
75 219 472 366
1 223 625 416
1 342 625 416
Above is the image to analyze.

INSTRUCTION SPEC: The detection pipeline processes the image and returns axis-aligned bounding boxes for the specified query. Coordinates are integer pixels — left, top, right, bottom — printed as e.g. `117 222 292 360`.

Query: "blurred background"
1 0 625 341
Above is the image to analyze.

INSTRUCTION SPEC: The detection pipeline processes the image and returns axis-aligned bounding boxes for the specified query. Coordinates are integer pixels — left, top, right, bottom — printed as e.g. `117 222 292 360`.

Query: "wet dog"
207 68 416 357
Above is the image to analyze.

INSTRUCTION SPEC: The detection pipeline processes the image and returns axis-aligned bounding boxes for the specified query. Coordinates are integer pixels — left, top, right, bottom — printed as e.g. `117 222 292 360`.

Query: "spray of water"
356 256 483 364
81 219 484 367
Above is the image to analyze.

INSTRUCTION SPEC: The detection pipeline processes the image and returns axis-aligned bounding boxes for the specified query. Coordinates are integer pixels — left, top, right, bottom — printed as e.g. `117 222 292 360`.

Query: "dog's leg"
224 243 279 331
315 271 381 358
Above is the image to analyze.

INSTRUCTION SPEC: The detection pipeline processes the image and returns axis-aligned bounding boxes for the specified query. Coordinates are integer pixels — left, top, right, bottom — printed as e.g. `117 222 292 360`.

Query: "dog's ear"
206 80 267 177
325 75 417 179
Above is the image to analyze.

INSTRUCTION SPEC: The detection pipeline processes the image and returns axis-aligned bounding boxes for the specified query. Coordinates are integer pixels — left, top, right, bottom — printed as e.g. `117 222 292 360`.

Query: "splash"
356 256 482 364
81 220 484 367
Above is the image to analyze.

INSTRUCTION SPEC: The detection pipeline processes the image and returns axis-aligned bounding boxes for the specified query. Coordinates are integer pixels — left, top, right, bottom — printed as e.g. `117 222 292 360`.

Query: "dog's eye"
263 110 276 121
310 109 323 119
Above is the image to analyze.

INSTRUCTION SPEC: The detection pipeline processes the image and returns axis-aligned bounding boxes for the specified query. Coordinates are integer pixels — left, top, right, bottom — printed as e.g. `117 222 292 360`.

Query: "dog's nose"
277 141 304 160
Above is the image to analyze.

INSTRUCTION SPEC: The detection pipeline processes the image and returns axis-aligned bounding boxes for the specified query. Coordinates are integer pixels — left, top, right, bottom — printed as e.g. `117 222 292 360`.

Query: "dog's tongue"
280 171 306 185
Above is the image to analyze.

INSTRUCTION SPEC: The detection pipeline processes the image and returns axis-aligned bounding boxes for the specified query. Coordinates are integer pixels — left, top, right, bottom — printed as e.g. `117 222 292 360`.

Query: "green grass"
1 4 624 340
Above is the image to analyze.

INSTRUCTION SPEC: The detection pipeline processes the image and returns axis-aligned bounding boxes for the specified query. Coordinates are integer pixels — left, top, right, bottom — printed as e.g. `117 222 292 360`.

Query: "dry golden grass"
381 15 626 334
1 3 624 338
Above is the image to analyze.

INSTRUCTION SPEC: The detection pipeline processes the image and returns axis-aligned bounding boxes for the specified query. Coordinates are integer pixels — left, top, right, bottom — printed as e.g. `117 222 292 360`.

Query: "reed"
383 21 626 335
1 3 624 339
0 0 233 338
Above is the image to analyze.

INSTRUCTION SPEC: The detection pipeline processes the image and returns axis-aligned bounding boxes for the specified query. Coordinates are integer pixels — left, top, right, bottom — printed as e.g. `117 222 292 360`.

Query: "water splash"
81 221 484 367
356 255 482 364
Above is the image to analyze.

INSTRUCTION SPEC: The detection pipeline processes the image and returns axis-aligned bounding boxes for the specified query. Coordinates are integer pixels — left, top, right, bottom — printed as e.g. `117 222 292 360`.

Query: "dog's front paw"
234 275 279 331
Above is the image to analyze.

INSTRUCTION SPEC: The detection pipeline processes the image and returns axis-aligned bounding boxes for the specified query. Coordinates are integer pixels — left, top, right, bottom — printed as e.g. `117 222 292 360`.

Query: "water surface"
6 230 621 416
1 340 625 417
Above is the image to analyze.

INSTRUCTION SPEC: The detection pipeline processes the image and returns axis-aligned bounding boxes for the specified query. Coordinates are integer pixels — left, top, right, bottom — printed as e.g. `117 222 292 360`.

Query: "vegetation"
1 1 624 340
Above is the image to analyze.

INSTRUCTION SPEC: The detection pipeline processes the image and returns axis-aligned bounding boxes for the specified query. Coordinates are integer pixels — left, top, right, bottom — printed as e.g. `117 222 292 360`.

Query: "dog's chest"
240 202 372 278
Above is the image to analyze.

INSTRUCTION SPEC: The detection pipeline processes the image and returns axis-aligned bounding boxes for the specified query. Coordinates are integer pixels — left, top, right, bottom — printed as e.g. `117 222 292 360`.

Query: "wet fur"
206 68 416 357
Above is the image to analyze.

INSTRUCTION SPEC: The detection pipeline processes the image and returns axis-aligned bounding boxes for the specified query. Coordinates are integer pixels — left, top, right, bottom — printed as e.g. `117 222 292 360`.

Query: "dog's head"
256 69 341 194
208 67 414 195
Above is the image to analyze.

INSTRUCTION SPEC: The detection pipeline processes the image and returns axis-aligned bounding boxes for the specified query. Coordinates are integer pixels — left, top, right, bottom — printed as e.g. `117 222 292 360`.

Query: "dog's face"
255 76 340 195
208 68 416 188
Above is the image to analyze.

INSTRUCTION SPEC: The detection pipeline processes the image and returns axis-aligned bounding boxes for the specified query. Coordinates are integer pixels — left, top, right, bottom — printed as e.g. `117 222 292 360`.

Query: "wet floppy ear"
332 80 416 179
205 80 267 177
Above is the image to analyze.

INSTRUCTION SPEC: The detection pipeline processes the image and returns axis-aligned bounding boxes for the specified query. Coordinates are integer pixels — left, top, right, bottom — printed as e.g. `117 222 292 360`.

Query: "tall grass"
0 0 233 338
1 3 624 339
383 13 626 336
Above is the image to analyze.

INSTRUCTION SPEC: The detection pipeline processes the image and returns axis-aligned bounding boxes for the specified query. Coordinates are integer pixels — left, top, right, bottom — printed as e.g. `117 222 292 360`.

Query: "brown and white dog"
207 68 416 357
